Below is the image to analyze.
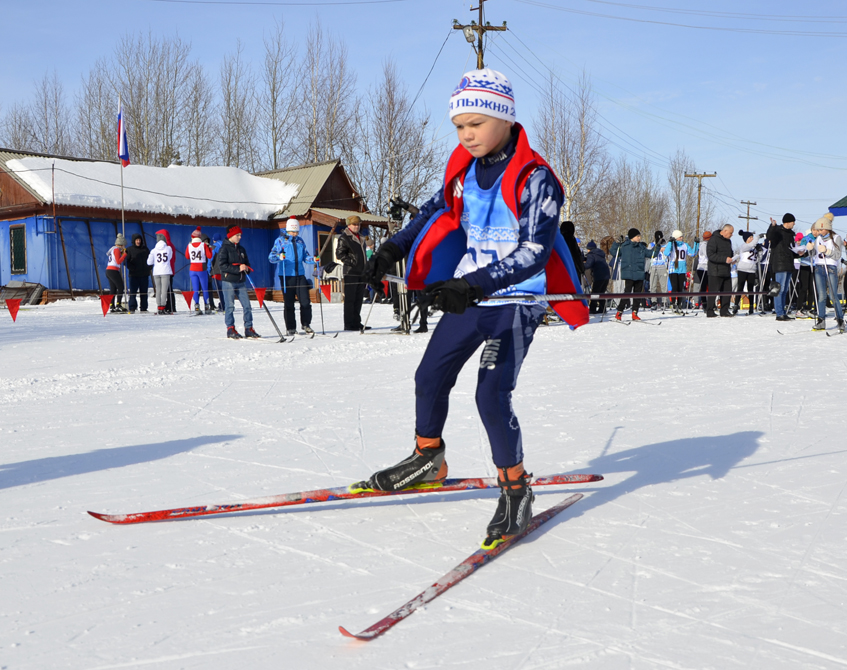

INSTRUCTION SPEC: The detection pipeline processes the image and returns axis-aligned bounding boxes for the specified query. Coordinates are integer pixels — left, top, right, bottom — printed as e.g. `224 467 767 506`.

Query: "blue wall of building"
0 217 286 292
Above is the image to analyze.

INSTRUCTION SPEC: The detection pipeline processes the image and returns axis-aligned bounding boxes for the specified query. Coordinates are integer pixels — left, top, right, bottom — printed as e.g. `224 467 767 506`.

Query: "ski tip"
339 626 370 640
87 511 119 523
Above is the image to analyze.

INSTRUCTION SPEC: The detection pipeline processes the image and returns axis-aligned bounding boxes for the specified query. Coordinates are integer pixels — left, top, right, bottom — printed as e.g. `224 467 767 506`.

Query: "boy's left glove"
365 241 404 294
423 278 484 315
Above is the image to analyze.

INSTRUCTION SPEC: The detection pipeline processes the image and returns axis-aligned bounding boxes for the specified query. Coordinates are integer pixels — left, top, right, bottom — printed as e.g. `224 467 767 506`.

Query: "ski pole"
315 263 326 335
246 274 286 343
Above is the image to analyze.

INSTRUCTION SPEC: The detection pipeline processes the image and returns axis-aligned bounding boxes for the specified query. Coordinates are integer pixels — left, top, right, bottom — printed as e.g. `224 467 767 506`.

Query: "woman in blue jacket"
269 218 316 335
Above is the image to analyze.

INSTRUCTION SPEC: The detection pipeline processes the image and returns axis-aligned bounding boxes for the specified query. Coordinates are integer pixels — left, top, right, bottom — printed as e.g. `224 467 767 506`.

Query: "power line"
511 0 847 38
579 0 847 24
506 28 847 170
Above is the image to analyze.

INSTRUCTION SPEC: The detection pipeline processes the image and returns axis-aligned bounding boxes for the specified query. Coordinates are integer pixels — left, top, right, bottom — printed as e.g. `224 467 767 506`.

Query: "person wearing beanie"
147 229 174 315
691 231 712 310
199 233 217 311
559 220 585 280
766 214 806 321
336 215 369 331
360 67 586 548
105 234 129 312
185 227 214 314
610 230 648 321
662 230 698 314
733 231 760 315
269 217 316 335
584 239 611 314
217 226 259 338
125 233 151 313
648 230 668 311
705 224 738 317
210 233 225 312
807 215 844 331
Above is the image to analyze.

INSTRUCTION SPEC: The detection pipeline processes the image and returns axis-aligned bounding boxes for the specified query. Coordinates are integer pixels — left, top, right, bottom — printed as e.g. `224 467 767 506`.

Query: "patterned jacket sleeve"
388 188 447 257
461 167 563 296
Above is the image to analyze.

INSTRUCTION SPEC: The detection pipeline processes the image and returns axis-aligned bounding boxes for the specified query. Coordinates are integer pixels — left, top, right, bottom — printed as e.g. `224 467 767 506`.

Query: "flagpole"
119 96 127 308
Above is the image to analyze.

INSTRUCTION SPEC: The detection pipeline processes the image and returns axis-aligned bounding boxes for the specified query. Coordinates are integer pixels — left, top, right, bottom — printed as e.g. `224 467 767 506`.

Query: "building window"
10 225 27 274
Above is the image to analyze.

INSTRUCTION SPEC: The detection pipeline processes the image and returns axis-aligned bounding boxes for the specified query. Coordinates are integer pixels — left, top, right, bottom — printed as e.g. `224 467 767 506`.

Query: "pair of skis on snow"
89 471 602 640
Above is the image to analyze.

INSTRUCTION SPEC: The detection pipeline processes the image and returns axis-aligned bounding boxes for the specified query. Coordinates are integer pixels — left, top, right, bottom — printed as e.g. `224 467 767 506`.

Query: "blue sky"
4 0 847 231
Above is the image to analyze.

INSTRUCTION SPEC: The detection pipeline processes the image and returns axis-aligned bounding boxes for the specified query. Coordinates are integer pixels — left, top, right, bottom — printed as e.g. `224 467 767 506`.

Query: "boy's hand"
423 278 484 315
365 241 403 294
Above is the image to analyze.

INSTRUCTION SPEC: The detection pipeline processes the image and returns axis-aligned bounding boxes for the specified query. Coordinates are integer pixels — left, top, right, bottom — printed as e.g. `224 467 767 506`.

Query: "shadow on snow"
0 434 242 490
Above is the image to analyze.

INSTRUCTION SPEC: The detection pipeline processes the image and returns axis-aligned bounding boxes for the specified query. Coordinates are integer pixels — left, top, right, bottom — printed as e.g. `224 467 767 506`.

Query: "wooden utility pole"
453 0 507 69
738 200 758 230
684 172 716 238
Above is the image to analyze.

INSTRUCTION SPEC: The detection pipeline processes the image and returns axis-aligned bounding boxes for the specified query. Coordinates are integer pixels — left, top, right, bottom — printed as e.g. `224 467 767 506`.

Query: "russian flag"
117 100 130 167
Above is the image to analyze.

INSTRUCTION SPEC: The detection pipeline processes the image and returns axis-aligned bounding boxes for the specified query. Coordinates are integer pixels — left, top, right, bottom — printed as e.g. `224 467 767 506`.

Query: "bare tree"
532 71 610 238
0 102 37 151
296 21 357 164
665 149 699 238
184 65 217 166
75 58 116 161
257 18 300 171
113 32 194 166
24 71 74 155
218 40 258 170
345 60 444 227
598 156 667 241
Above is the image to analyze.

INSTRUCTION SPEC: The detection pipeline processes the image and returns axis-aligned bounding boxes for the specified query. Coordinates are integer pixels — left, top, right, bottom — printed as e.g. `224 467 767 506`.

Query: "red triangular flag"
100 295 113 316
320 284 331 301
6 298 21 322
182 291 195 308
254 287 266 308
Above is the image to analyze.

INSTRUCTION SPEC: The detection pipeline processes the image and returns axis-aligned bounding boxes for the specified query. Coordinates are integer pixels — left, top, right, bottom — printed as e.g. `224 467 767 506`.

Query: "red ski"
88 474 601 525
339 492 584 641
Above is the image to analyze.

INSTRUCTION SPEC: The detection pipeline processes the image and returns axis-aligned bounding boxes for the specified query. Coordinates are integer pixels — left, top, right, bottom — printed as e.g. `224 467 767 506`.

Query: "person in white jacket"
808 214 844 332
147 231 174 315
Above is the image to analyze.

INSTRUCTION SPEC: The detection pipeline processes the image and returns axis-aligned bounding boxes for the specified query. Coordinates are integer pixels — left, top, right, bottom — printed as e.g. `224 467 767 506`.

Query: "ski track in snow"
3 301 847 669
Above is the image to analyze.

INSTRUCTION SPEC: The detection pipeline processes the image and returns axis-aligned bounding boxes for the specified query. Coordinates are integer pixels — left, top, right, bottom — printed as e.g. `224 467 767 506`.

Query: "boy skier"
363 68 587 548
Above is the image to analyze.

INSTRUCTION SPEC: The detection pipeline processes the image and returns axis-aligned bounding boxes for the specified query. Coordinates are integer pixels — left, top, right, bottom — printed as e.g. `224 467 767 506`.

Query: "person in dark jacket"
125 233 151 313
336 215 369 330
706 224 736 317
765 213 806 321
219 226 260 339
610 228 648 321
560 220 585 280
584 240 610 314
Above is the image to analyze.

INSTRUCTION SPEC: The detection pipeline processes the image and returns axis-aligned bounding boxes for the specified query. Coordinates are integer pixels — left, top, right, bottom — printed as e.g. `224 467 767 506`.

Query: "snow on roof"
5 157 299 221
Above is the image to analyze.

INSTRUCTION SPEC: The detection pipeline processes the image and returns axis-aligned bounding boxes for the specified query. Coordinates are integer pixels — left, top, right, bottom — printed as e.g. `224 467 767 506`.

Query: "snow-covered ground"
2 299 846 669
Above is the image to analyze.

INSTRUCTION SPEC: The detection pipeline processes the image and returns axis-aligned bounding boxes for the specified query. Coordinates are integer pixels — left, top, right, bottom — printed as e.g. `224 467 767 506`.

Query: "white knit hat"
815 216 832 231
286 218 300 233
671 230 683 239
449 68 515 123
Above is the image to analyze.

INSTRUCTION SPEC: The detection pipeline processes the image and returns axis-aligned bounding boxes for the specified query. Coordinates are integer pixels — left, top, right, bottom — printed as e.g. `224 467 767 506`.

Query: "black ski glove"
423 278 484 315
365 241 404 295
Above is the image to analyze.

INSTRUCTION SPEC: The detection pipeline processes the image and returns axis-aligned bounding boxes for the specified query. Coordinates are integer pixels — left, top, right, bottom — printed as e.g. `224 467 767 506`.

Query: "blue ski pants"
415 303 545 468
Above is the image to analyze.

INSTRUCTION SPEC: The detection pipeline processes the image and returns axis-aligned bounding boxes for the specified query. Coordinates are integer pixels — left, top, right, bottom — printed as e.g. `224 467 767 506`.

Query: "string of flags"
4 283 339 322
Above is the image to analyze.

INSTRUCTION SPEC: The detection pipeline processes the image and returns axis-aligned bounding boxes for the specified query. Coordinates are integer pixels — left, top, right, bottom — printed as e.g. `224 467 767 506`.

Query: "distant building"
0 149 387 297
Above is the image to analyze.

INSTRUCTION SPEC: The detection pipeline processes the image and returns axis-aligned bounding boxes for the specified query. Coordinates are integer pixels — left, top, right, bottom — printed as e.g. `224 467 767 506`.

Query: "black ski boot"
356 436 448 492
482 464 534 550
813 318 826 331
244 327 261 339
838 319 845 334
227 326 243 339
